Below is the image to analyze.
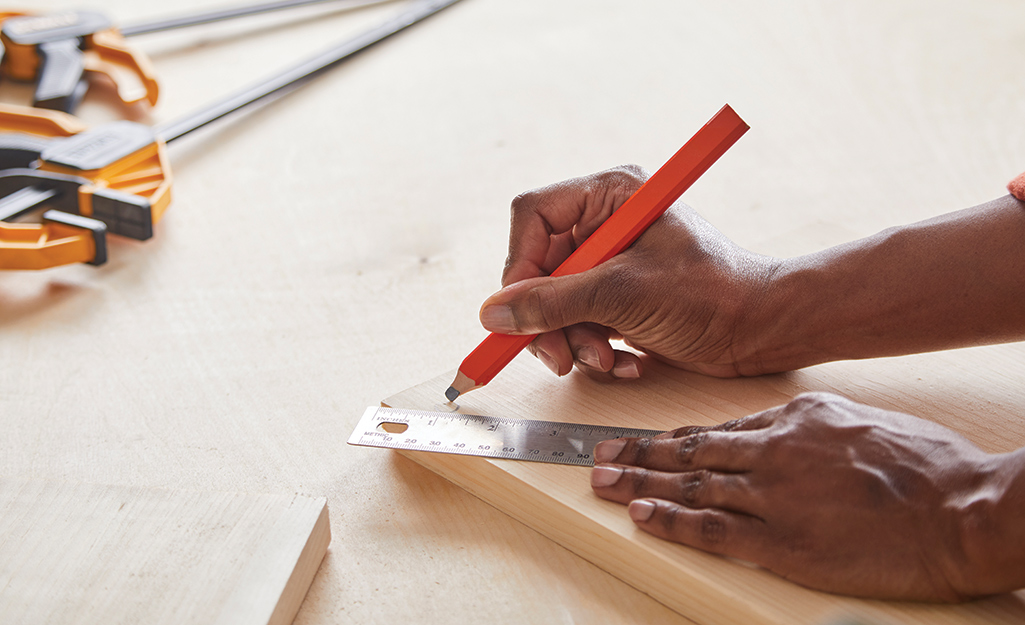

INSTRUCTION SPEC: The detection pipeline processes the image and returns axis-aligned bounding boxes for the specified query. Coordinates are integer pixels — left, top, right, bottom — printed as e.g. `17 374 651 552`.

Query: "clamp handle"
0 211 106 269
1 11 159 112
83 28 160 108
0 105 172 270
35 38 88 111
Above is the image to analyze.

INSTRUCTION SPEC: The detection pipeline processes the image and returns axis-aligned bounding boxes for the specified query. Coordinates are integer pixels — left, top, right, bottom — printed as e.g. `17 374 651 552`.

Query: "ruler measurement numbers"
348 407 664 467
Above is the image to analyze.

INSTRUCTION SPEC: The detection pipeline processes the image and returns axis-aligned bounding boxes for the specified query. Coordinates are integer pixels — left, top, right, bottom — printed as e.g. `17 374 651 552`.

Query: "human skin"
591 393 1025 601
478 166 1025 600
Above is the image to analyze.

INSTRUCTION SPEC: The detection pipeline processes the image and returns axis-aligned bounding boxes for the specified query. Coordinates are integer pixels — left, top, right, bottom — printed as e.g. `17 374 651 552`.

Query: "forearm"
737 194 1025 374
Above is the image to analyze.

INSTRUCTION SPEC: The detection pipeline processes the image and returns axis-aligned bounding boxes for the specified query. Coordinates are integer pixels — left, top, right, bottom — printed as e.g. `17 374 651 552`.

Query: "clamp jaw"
0 10 159 112
0 105 171 270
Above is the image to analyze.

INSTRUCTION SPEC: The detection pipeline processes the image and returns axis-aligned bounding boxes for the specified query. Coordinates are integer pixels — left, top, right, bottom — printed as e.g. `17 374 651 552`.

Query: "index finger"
502 166 647 286
657 409 779 439
595 430 763 473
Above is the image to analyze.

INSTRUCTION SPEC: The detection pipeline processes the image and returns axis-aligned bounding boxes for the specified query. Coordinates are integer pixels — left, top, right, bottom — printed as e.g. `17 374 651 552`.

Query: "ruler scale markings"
348 407 664 467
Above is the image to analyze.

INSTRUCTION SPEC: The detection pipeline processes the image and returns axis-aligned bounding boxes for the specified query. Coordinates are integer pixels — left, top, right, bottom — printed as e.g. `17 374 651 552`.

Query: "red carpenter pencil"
445 104 749 401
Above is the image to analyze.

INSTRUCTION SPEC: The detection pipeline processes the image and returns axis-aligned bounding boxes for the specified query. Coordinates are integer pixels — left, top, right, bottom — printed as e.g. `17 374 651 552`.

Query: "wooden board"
0 479 330 625
7 1 1025 623
384 348 1025 625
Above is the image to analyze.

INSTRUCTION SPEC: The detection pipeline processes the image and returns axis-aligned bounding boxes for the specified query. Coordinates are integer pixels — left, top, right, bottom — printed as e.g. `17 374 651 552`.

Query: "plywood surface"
4 0 1025 623
385 347 1025 625
0 479 330 625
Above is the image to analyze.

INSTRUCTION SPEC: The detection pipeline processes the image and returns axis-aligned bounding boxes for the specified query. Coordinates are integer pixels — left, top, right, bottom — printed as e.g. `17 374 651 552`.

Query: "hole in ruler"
378 422 409 434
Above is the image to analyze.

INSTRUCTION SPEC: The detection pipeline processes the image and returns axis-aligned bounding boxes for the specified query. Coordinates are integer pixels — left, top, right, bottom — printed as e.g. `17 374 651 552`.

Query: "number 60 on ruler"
348 407 663 467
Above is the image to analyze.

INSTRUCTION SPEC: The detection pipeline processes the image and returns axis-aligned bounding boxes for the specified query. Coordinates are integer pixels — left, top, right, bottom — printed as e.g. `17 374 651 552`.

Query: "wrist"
954 449 1025 597
730 255 836 375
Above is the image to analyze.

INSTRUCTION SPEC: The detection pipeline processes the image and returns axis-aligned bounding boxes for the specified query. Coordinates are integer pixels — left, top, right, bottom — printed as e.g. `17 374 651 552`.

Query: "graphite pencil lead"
445 370 478 401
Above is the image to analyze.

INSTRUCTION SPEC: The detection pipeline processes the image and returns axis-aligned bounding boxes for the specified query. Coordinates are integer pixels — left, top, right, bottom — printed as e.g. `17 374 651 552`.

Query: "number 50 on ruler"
348 407 663 467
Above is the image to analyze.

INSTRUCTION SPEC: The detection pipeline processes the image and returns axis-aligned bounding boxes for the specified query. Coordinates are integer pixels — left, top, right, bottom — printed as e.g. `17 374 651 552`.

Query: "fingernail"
577 346 601 369
537 350 560 375
590 465 623 487
612 361 639 379
480 304 516 333
629 500 656 522
594 438 627 463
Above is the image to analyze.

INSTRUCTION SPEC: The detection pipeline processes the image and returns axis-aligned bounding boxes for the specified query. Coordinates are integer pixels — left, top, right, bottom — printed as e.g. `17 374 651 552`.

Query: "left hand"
590 392 1017 601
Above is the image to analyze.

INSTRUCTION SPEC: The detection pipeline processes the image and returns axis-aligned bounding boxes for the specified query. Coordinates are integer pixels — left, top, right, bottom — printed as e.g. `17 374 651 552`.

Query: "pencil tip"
447 371 478 400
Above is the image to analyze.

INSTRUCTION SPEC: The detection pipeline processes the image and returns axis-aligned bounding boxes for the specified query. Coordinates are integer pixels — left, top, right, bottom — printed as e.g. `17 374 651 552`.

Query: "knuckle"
786 391 843 417
678 470 708 507
521 282 571 331
596 165 647 193
700 513 728 546
670 425 706 439
717 417 748 432
790 391 837 407
582 167 650 228
628 467 650 493
510 189 542 215
660 504 681 533
630 438 654 465
674 432 707 468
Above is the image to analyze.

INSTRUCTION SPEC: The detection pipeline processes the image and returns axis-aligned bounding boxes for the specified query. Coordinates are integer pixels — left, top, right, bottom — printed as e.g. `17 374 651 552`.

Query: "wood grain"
0 479 330 625
5 0 1025 623
385 347 1025 625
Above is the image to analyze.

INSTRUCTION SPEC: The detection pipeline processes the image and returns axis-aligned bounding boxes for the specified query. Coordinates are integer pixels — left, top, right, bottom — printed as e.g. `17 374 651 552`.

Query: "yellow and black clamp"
0 10 158 113
0 0 463 271
0 104 170 269
0 0 397 114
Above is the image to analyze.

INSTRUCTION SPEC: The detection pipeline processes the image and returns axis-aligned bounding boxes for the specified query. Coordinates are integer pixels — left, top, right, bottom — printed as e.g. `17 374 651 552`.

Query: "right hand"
479 165 779 380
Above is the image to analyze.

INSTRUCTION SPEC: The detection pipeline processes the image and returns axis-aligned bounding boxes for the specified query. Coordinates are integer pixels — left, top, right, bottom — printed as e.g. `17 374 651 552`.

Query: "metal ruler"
348 406 664 467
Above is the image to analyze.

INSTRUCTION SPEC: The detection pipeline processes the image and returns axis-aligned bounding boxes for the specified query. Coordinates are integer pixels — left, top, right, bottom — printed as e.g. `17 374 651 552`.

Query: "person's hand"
479 166 778 379
590 392 1025 601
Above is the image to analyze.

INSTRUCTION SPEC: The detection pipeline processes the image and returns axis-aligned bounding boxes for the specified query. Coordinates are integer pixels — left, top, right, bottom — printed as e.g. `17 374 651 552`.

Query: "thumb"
479 272 611 335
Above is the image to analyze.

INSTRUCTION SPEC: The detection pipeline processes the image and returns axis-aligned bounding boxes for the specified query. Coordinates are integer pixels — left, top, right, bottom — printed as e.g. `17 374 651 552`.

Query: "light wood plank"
0 479 330 625
6 1 1024 622
385 347 1025 625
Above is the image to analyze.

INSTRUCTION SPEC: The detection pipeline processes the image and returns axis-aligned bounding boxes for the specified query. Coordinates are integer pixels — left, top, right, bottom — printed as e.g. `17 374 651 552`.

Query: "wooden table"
4 1 1024 623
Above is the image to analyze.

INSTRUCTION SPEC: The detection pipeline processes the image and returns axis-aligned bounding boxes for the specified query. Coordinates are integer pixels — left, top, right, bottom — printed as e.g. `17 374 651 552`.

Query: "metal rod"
120 0 395 38
155 0 461 144
0 187 56 221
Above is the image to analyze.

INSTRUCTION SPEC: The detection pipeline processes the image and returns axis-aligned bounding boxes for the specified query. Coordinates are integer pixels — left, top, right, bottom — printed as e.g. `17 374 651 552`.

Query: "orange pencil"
445 104 750 402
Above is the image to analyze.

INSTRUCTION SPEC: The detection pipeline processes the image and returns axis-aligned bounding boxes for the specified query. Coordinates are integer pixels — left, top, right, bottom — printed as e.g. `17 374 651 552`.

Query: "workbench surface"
5 1 1025 623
